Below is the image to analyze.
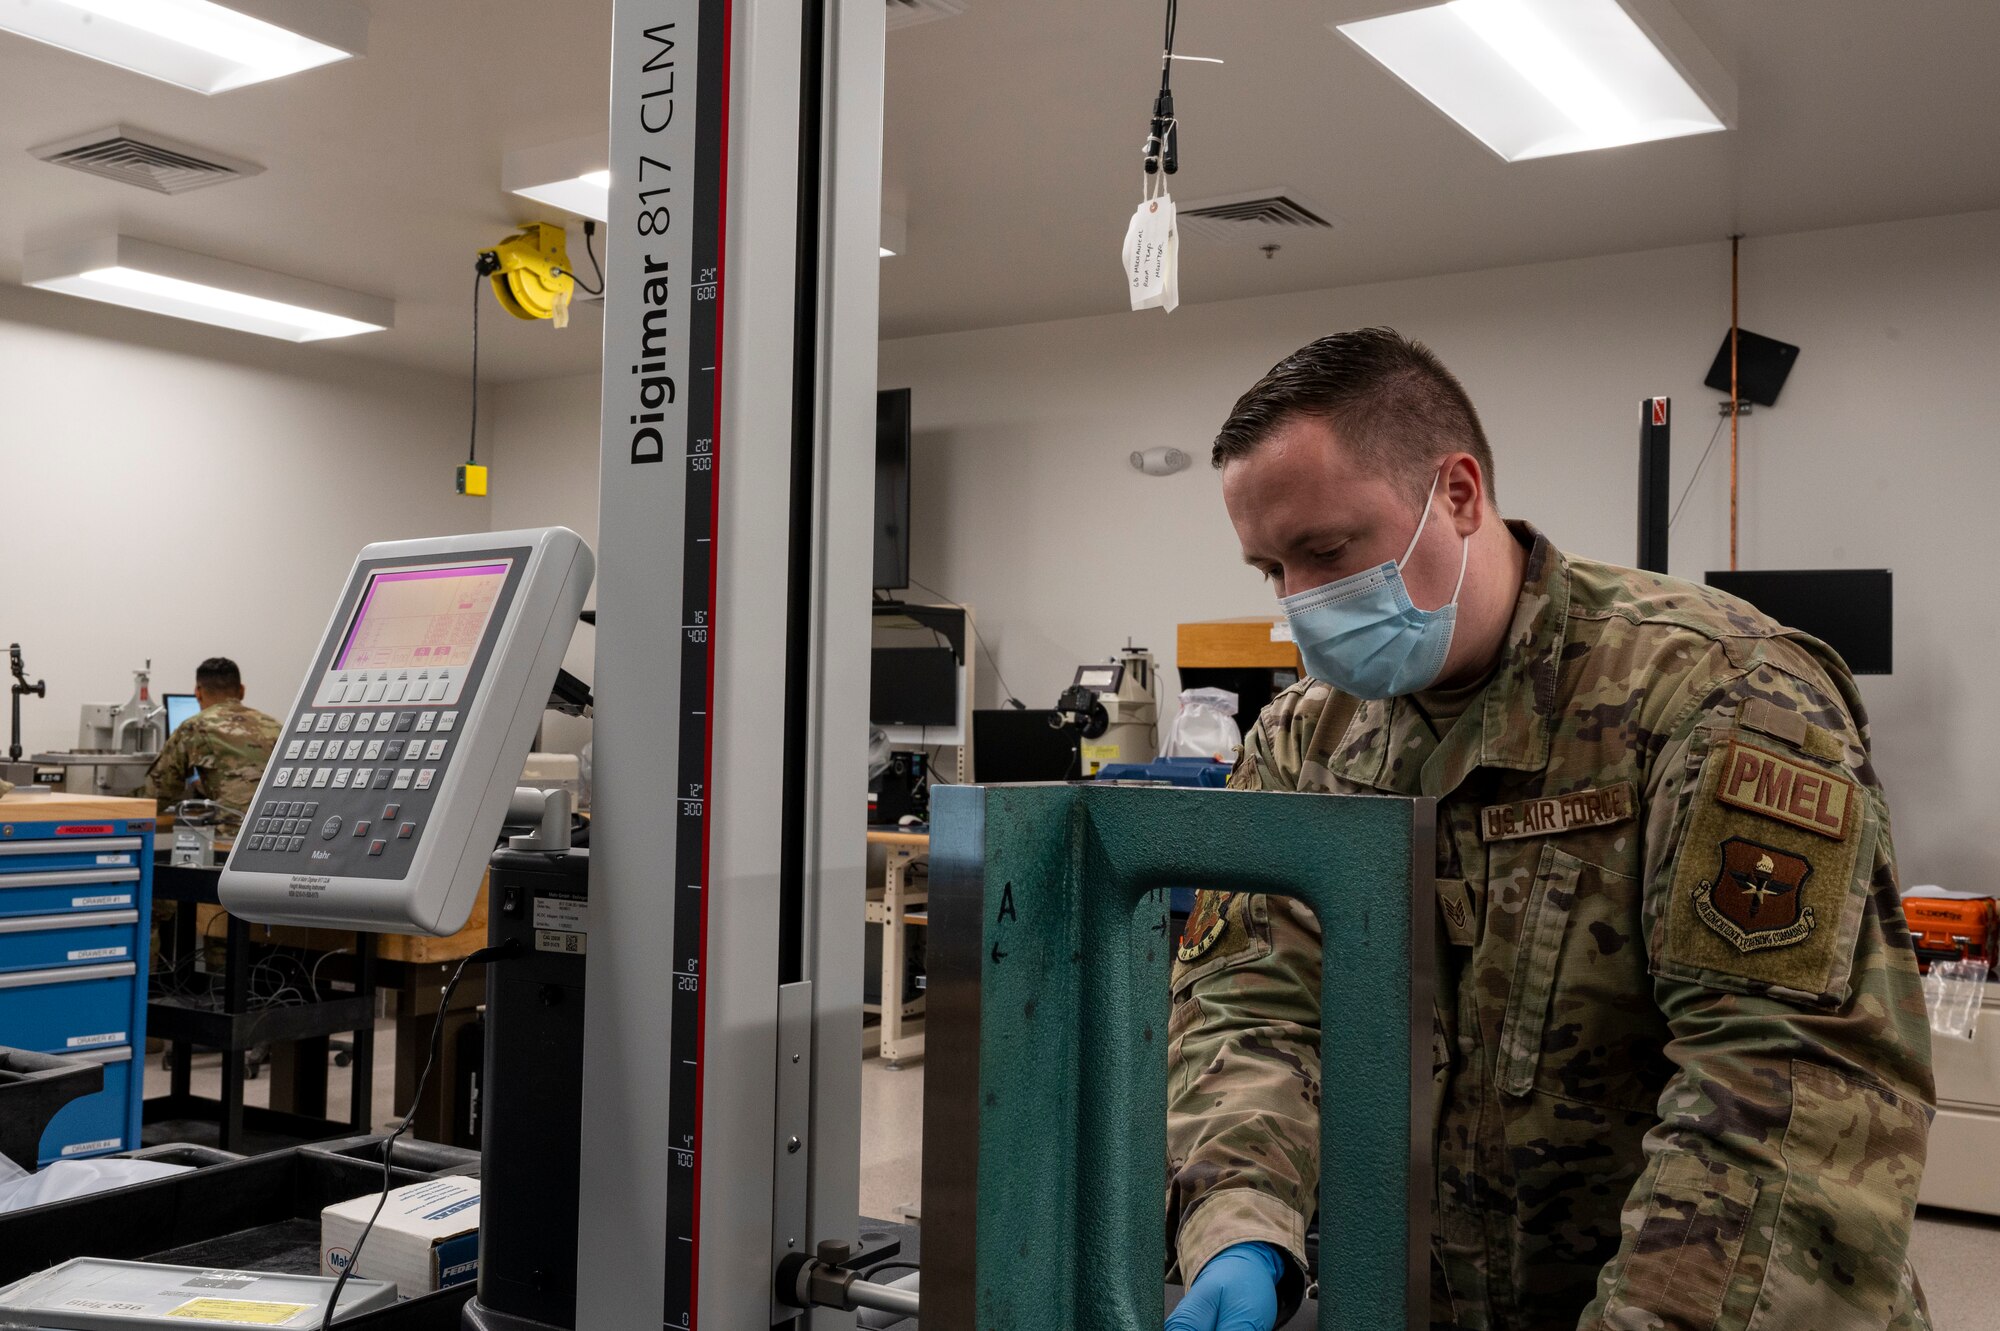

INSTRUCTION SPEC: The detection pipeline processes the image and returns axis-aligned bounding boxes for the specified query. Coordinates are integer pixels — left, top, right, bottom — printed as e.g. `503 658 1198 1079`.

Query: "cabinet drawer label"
60 1138 121 1157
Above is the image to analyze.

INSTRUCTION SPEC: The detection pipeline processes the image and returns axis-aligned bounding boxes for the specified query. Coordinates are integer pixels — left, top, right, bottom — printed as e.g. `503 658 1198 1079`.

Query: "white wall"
486 371 603 756
0 284 489 758
880 210 2000 890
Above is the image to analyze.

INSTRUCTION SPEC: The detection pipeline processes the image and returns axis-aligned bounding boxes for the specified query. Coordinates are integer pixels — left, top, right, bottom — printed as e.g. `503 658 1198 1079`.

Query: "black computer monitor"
973 709 1078 783
164 693 201 735
874 388 912 591
1704 569 1893 675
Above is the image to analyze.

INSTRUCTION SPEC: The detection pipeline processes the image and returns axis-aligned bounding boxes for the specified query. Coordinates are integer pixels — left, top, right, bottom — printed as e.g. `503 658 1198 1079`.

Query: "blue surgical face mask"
1278 469 1468 699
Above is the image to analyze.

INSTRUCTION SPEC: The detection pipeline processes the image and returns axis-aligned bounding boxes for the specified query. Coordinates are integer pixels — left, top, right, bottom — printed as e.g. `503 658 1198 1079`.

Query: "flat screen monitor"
1704 569 1893 675
164 693 201 735
973 708 1079 783
336 561 511 672
874 388 912 591
870 646 957 728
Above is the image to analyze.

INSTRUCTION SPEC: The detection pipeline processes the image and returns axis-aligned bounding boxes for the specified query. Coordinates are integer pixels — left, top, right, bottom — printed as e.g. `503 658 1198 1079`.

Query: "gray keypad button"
321 816 343 840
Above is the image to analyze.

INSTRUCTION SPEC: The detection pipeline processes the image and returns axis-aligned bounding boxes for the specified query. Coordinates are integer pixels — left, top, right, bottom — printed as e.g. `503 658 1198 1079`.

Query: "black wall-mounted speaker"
1704 329 1800 407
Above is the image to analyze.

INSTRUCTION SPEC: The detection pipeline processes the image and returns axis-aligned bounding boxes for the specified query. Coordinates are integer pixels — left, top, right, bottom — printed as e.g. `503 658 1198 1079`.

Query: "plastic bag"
1160 688 1241 761
868 727 894 783
0 1155 191 1214
1924 958 1988 1041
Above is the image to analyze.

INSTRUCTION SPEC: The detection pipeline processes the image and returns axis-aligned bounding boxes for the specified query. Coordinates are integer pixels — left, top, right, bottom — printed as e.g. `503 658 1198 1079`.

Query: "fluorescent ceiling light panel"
504 136 612 222
0 0 366 94
24 235 392 341
1336 0 1729 161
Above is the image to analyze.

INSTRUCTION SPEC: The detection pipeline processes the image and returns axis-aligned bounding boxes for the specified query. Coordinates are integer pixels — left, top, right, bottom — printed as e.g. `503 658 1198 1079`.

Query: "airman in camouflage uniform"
142 661 281 834
1167 333 1932 1331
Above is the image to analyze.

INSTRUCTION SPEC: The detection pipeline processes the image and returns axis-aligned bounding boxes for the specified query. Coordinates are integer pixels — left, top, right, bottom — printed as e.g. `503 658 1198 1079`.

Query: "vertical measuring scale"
669 0 729 1324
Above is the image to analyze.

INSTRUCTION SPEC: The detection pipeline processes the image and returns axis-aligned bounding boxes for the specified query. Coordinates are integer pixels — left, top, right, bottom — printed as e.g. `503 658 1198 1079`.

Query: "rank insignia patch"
1178 891 1231 963
1694 837 1815 953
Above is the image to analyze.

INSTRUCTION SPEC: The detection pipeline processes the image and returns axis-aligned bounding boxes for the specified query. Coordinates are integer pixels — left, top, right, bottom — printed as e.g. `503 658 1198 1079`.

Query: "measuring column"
581 0 884 1324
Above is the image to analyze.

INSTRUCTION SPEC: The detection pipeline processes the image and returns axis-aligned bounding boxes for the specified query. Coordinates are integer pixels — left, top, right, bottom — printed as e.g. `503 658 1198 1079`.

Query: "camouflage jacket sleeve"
142 725 193 813
1165 690 1331 1317
1579 654 1934 1331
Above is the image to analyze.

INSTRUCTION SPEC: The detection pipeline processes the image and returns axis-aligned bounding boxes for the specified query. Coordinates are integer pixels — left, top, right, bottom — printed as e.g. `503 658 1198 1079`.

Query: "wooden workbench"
0 792 156 825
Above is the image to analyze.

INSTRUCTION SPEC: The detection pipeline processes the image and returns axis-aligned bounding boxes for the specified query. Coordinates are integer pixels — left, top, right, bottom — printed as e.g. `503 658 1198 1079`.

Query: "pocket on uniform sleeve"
1601 1153 1760 1331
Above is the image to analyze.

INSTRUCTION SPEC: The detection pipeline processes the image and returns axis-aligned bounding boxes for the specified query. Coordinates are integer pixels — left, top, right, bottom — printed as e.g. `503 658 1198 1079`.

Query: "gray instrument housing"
219 527 593 936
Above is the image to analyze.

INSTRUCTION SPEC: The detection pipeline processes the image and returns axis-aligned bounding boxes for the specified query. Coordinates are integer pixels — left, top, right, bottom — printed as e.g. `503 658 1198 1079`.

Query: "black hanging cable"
554 220 605 296
1143 0 1179 175
469 254 499 466
317 941 518 1331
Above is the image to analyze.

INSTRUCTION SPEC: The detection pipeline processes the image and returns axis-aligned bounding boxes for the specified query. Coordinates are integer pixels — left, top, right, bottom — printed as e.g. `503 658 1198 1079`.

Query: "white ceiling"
2 1 1997 380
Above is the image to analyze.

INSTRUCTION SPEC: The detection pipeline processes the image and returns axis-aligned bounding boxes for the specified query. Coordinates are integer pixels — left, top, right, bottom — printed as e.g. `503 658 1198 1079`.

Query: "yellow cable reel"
483 222 576 326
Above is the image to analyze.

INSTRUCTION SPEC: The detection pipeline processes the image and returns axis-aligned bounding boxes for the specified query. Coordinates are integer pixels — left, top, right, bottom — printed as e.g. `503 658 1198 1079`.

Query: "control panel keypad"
252 657 472 870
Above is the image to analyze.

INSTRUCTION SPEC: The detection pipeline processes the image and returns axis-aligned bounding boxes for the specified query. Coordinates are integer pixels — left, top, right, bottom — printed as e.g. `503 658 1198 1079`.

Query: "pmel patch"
1715 741 1853 840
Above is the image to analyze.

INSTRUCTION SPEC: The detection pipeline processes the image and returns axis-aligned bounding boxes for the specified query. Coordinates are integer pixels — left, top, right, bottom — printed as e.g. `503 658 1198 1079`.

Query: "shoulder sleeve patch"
1659 732 1871 1002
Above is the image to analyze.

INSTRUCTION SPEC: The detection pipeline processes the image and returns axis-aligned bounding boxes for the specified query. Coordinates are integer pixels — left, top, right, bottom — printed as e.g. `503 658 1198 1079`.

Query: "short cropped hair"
1211 328 1494 502
195 657 243 692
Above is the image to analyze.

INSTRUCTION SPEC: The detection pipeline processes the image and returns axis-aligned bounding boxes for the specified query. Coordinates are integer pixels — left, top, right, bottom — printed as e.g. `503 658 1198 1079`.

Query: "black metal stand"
1637 396 1671 574
147 859 377 1152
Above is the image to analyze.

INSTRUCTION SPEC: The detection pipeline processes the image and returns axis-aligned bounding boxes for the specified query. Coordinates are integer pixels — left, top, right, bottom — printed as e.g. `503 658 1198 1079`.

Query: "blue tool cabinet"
0 809 153 1166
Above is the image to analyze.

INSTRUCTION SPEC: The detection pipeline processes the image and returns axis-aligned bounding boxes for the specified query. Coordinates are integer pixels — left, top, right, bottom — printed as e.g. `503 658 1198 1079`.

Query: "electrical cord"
469 255 501 466
903 576 1025 708
1668 413 1731 530
319 940 518 1331
553 220 604 296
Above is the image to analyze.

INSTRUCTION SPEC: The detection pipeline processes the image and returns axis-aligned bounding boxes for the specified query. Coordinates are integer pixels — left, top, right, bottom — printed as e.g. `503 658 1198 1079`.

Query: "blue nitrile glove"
1165 1241 1283 1331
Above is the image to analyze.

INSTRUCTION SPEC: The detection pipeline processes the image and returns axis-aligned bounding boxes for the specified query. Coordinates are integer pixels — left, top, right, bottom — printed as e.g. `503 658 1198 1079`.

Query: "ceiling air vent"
31 126 263 196
886 0 966 31
1176 190 1338 246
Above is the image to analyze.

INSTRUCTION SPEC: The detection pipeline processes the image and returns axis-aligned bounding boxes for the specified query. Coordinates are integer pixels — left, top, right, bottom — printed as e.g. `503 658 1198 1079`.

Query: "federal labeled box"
321 1175 480 1296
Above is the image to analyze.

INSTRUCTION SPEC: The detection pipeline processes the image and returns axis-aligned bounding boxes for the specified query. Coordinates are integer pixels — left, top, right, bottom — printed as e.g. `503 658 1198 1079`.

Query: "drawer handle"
0 869 142 890
0 910 140 935
0 961 137 989
0 837 144 856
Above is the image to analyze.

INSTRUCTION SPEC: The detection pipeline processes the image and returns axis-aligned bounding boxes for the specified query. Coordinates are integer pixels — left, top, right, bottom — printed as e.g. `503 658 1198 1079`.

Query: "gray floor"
140 1026 404 1133
146 1035 1997 1327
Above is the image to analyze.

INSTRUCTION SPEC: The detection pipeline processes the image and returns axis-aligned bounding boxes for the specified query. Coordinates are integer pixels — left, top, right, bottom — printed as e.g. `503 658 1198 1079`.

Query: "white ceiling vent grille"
886 0 966 31
31 127 263 196
1177 190 1338 246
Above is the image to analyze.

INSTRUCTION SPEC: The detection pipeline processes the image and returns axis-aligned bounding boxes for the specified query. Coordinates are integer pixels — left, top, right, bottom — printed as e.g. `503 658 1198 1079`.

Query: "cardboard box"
321 1175 481 1296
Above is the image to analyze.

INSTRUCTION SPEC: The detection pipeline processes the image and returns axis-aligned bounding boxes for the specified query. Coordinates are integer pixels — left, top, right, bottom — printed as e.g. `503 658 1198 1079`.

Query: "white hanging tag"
1122 188 1179 313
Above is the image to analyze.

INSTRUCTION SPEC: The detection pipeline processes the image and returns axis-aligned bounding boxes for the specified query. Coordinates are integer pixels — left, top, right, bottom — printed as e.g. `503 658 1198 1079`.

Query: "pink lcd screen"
336 562 510 672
